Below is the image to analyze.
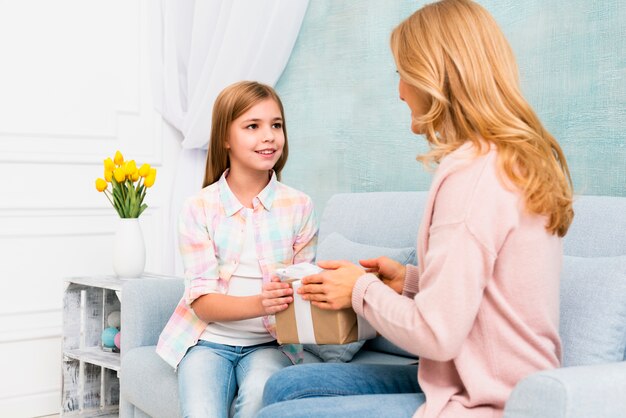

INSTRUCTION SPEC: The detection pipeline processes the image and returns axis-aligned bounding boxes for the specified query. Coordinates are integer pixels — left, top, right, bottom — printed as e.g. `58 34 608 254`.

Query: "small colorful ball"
114 331 121 349
102 327 119 348
107 311 121 328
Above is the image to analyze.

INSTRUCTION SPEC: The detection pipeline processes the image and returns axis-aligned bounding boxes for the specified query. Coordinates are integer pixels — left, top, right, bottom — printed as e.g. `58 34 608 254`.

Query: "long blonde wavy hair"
391 0 574 236
203 81 289 187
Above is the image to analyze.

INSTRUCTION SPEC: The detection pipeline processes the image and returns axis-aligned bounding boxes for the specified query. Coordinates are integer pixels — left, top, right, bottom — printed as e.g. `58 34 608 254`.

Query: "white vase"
113 218 146 278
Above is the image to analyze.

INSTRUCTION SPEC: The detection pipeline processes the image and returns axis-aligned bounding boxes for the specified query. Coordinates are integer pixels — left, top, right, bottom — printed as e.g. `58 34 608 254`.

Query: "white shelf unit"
61 273 168 417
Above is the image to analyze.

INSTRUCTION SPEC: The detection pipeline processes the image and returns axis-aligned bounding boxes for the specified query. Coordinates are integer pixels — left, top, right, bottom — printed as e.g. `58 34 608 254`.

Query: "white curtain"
150 0 310 275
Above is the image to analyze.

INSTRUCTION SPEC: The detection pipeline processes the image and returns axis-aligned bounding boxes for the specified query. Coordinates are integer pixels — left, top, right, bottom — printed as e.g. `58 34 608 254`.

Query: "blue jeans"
177 340 291 418
257 363 425 418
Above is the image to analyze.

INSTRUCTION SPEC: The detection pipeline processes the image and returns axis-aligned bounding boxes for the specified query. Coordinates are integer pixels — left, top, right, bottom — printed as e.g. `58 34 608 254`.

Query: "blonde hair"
390 0 574 236
203 81 289 187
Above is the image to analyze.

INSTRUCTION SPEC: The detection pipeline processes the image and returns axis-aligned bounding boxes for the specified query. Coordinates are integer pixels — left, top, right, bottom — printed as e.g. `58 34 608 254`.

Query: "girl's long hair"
203 81 289 187
391 0 574 236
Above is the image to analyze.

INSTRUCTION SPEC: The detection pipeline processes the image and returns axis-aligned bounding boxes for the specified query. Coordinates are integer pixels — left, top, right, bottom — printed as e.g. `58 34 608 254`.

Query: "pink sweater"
352 143 562 418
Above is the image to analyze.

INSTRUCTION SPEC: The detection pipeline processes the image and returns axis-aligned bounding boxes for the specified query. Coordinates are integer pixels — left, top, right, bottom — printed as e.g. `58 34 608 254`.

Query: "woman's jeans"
257 363 425 418
177 340 291 418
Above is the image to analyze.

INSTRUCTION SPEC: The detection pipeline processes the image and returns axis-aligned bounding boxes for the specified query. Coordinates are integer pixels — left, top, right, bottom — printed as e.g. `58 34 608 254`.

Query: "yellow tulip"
113 167 126 183
104 168 113 182
125 160 137 176
139 163 151 177
114 150 124 166
104 157 115 172
131 171 140 182
144 168 157 188
95 178 108 192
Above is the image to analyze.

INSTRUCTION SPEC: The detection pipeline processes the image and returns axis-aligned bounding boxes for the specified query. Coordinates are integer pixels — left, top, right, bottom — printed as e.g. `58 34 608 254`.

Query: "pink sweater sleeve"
402 264 420 298
353 222 496 361
352 264 419 316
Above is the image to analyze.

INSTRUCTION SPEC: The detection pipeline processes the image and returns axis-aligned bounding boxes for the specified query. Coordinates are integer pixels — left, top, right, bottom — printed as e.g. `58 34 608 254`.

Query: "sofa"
120 192 626 418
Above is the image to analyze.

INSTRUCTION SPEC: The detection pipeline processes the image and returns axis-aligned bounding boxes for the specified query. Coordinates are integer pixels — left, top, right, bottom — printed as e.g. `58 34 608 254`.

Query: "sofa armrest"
121 277 184 355
504 361 626 418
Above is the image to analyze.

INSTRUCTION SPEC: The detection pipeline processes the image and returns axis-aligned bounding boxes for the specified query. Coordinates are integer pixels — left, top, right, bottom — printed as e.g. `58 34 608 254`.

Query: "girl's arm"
191 278 293 322
178 197 221 306
191 294 264 322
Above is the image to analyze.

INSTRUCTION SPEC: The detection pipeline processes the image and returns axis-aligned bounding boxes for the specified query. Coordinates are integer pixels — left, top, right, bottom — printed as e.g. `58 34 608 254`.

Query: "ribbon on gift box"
284 279 377 344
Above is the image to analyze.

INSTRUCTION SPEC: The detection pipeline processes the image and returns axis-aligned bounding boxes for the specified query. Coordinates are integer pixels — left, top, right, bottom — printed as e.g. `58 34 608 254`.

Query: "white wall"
0 1 179 416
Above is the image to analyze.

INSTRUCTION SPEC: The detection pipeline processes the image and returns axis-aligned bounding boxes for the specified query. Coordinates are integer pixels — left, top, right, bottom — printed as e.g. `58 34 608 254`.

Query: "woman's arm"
360 256 407 294
300 223 494 362
353 222 494 361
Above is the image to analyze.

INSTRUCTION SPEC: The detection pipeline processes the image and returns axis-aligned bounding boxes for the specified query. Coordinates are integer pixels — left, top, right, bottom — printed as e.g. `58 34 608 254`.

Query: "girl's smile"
255 148 278 157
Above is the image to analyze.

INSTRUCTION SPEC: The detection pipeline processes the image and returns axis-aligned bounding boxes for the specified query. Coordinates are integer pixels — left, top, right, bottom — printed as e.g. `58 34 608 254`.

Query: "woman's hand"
260 277 293 315
359 256 406 294
298 260 366 310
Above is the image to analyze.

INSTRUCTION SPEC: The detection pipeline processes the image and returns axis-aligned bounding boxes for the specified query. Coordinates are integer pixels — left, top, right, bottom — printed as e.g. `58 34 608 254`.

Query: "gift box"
274 263 377 345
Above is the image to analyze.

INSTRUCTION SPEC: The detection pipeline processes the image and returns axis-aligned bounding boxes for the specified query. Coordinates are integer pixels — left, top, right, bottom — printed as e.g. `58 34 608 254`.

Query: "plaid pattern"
156 171 318 369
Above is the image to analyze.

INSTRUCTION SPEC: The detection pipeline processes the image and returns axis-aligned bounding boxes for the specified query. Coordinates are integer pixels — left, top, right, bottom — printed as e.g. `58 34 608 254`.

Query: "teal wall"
277 1 626 211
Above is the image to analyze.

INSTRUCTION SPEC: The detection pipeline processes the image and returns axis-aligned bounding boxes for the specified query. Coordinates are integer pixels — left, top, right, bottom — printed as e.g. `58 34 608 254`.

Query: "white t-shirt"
199 208 274 346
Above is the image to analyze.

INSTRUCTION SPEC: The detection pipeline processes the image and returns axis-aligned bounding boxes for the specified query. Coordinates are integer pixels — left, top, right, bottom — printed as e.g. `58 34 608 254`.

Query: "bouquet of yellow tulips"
95 150 157 218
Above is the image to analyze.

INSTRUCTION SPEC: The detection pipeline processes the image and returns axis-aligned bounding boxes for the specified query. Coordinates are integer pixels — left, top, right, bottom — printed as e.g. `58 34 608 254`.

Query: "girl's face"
398 78 429 135
226 98 285 175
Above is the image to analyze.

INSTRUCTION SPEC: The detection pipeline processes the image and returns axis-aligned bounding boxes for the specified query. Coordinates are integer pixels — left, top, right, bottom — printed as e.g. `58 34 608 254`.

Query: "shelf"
62 274 175 415
59 407 118 418
64 347 121 371
66 272 175 291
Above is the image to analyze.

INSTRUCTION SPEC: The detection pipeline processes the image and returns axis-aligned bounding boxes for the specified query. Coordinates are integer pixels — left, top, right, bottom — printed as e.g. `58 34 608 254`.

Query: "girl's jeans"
177 339 291 418
257 363 425 418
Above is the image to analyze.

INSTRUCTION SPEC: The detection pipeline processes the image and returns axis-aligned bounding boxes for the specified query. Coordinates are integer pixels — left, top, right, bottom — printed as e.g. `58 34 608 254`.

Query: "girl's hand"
359 256 406 294
298 260 365 310
261 277 293 315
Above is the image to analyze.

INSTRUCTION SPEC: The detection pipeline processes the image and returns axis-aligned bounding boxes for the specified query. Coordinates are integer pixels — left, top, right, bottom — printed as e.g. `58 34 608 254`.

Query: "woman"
257 0 573 417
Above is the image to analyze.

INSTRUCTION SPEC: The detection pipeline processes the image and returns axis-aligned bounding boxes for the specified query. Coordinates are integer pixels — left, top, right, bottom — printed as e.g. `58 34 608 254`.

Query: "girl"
156 81 317 418
258 1 574 417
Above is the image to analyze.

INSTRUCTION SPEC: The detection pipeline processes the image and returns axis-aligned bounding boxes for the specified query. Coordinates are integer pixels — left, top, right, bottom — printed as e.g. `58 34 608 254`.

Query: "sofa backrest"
563 195 626 257
558 196 626 365
319 191 428 253
318 192 626 364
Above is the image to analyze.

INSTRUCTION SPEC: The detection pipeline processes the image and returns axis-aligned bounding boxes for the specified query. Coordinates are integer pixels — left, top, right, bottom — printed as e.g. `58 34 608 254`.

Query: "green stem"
103 189 115 208
105 189 123 217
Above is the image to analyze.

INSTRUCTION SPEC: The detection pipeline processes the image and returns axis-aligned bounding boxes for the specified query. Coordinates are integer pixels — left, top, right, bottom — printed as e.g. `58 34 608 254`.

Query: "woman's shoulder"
438 142 517 201
433 143 522 228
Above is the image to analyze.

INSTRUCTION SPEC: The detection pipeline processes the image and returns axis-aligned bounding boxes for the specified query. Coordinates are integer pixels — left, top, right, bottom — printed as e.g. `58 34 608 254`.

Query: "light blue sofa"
120 192 626 418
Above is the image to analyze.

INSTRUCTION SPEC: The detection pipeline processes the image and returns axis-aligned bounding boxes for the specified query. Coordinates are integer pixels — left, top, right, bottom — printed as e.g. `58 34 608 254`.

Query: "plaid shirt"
156 171 318 369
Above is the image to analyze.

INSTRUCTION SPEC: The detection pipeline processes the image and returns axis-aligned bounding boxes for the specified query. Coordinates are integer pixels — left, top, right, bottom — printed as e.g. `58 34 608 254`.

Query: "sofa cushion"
559 255 626 367
317 232 417 266
306 233 416 362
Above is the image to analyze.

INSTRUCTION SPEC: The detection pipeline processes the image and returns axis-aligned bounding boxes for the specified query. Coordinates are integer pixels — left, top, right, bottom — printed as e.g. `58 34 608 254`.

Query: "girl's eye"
272 123 283 129
246 124 258 130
